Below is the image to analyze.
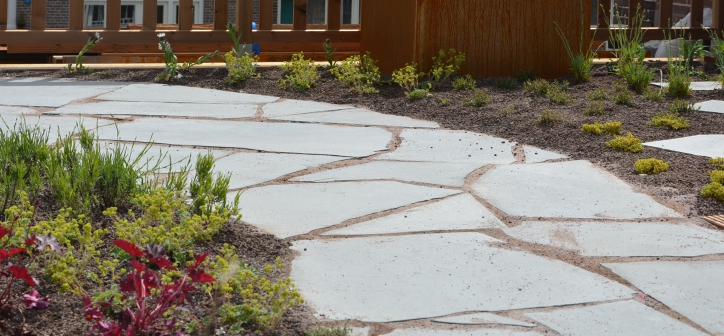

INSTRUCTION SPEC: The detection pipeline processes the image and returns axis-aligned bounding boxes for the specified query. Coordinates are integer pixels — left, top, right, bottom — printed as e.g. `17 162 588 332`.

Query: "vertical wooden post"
178 0 193 30
327 0 340 30
715 0 724 33
690 0 704 27
235 0 252 43
107 0 121 30
660 0 673 28
293 0 307 30
597 0 610 28
30 0 46 30
259 0 273 30
0 0 7 30
213 0 227 30
143 0 157 30
68 0 84 30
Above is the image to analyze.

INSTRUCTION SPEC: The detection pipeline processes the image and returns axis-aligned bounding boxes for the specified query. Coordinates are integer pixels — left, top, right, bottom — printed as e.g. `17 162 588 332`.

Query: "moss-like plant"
539 110 564 124
606 132 644 153
650 112 690 130
702 169 724 203
279 52 320 90
587 88 609 101
711 157 724 168
583 101 606 115
582 121 622 135
495 77 517 90
452 75 476 91
224 51 260 84
464 89 491 107
635 158 669 175
669 99 698 114
330 52 381 94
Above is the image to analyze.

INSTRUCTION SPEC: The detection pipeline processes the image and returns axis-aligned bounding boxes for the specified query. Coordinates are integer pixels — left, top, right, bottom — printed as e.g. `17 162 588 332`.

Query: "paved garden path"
2 78 724 336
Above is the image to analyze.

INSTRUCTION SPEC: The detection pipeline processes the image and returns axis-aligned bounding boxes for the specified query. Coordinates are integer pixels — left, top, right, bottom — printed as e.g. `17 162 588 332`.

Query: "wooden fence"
0 0 359 57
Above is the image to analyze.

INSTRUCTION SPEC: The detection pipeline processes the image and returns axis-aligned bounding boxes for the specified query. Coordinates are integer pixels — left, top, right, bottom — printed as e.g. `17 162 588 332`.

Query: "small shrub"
329 52 381 94
554 0 596 84
539 110 564 124
464 89 491 107
583 101 606 115
452 75 476 91
224 51 260 84
620 61 653 94
702 182 724 203
650 112 690 130
67 33 101 74
710 157 724 168
710 170 724 184
279 52 320 90
613 80 634 106
546 87 572 105
406 89 432 100
323 39 337 68
635 158 669 174
427 49 466 89
642 87 665 102
495 77 517 90
667 66 692 97
392 63 429 100
669 99 699 114
524 78 551 95
587 88 609 101
306 326 352 336
606 132 644 153
439 98 451 106
517 68 537 83
582 121 622 135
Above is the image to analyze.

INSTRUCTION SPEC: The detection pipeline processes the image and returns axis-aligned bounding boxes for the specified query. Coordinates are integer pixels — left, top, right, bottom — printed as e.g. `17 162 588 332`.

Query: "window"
279 0 293 24
342 0 359 24
307 0 325 24
278 0 360 25
84 5 105 28
120 5 135 26
157 5 165 24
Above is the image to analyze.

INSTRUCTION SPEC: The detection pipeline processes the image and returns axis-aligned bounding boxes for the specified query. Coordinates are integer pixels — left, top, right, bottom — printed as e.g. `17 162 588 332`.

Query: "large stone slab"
693 100 724 114
290 232 632 322
376 130 517 163
0 106 38 115
50 101 257 119
604 261 724 334
96 83 278 104
383 329 542 336
213 152 345 189
644 135 724 158
504 221 724 257
652 81 722 90
1 115 113 143
262 99 353 118
271 109 440 128
432 313 535 327
323 194 504 236
0 80 123 107
291 161 483 187
523 146 567 163
525 300 708 336
237 182 460 238
94 118 392 157
472 160 682 219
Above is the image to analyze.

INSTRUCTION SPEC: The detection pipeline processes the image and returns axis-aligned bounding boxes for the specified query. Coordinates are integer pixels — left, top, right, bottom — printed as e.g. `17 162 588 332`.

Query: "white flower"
176 73 182 79
157 33 166 38
158 43 163 51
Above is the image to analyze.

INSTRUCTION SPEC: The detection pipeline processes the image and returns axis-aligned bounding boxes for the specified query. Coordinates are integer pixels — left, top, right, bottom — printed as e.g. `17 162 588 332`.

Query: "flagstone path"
2 78 723 336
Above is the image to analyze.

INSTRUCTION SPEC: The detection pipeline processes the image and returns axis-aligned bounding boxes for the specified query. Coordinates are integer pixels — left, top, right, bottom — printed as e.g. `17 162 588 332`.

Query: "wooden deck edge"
702 215 724 229
0 62 331 70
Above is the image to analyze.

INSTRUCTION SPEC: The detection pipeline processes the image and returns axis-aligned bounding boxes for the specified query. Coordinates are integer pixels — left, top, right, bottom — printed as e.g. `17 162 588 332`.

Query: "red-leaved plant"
84 239 216 336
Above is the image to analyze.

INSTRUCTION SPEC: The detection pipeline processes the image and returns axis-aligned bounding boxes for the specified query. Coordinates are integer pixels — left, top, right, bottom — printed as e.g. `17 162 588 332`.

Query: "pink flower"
23 290 50 310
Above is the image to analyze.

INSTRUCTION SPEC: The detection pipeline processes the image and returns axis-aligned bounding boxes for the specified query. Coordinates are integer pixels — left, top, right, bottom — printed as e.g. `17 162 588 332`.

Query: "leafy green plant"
613 80 634 106
68 33 101 74
679 39 706 65
0 121 49 219
587 88 609 101
583 101 606 115
538 110 564 124
606 132 644 153
439 98 451 106
156 33 219 82
635 158 669 175
666 61 692 97
582 121 621 135
524 79 568 96
669 99 698 114
280 52 320 90
323 39 337 68
224 51 260 84
306 326 352 336
706 29 724 77
498 107 513 115
427 49 466 89
517 68 536 83
642 87 665 101
190 153 238 217
650 112 690 130
392 63 429 100
546 87 572 105
605 4 647 76
227 23 245 57
554 0 596 83
464 89 491 107
330 52 381 94
663 29 694 97
495 77 517 90
452 75 476 91
619 60 653 94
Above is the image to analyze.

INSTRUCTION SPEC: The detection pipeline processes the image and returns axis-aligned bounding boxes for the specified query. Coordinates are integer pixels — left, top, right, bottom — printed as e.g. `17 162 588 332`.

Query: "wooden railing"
0 0 360 56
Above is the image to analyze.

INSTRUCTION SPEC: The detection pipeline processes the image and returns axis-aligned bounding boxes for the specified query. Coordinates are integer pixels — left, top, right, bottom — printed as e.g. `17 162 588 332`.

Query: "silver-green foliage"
279 52 320 90
330 52 381 94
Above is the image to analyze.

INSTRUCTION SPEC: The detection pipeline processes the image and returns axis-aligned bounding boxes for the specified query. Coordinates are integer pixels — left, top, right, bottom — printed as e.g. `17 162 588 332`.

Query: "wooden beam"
178 0 193 30
213 0 227 30
715 0 724 33
259 0 273 30
659 0 673 28
68 0 84 30
591 27 710 40
0 0 7 31
293 0 307 31
597 0 610 28
691 0 705 27
235 0 253 43
143 0 157 31
30 0 46 31
107 0 121 30
327 0 340 31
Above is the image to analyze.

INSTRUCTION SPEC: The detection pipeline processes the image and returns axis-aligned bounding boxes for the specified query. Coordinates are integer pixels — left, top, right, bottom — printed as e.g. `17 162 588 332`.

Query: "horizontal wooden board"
51 51 358 63
591 27 711 40
702 215 724 229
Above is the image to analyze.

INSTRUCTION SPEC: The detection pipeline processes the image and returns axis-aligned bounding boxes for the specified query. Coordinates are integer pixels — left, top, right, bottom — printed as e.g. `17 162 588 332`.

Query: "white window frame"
83 0 203 26
276 0 359 25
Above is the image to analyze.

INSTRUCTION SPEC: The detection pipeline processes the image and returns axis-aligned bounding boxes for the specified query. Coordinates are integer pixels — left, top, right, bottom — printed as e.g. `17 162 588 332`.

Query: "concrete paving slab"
5 77 49 83
290 232 632 322
503 221 724 257
383 329 542 336
94 118 392 157
652 81 722 90
0 81 123 107
350 327 370 336
0 106 38 116
271 109 440 128
213 151 345 189
237 182 460 238
644 135 724 158
604 261 724 334
323 194 504 236
50 101 257 119
262 99 353 118
98 142 229 173
1 115 113 143
523 146 567 163
291 161 483 187
472 160 682 219
525 300 708 336
376 130 517 163
96 83 278 104
693 100 724 114
432 313 535 327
